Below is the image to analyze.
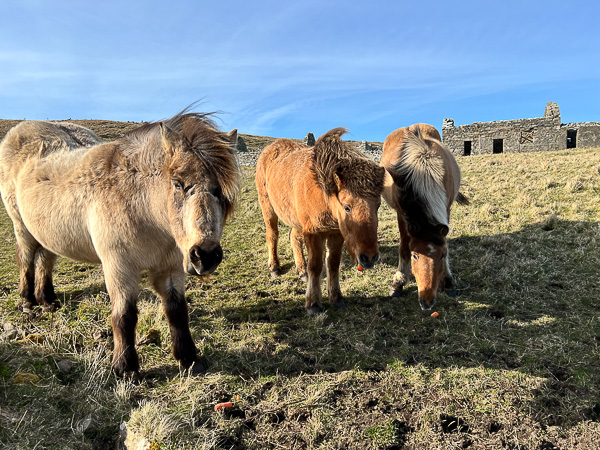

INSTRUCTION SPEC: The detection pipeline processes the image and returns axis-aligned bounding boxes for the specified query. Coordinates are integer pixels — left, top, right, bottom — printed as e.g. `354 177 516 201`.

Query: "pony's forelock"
312 127 383 198
122 110 240 219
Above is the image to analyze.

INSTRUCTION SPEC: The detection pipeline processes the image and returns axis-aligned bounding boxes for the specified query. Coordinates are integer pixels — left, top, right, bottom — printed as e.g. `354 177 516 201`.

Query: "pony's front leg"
104 265 140 379
391 212 411 297
150 271 204 374
326 233 345 308
443 251 458 297
303 233 325 315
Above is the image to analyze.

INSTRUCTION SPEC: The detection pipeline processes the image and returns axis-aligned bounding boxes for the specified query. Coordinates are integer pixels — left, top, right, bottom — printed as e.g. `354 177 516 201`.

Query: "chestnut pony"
256 128 385 314
0 111 240 378
380 124 468 310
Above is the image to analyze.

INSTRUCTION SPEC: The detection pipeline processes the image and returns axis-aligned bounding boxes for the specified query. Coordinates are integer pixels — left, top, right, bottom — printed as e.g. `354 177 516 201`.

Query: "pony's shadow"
202 219 600 424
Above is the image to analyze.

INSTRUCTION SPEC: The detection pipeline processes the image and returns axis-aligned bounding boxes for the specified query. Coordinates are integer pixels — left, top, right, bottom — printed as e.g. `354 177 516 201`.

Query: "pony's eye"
172 180 183 191
343 204 352 214
412 253 419 261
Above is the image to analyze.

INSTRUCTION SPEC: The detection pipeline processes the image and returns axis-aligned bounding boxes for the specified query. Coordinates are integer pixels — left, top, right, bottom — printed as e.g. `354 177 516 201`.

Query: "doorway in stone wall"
464 141 472 156
567 129 577 149
493 139 503 154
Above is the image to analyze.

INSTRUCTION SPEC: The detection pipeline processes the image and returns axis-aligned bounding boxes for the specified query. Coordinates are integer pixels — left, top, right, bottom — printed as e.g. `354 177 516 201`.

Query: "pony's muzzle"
357 252 380 270
419 297 436 311
187 244 223 276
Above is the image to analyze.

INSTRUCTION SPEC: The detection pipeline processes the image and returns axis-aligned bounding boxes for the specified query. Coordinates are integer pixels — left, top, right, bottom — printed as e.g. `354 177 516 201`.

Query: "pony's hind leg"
326 233 345 308
290 228 307 282
150 270 204 374
259 198 281 277
15 240 37 312
13 223 56 312
103 263 141 379
34 247 58 312
303 233 325 314
391 212 411 297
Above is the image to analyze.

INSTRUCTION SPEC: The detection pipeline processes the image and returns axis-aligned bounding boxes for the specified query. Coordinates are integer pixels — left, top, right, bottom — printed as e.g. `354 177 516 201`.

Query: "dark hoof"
42 303 57 313
121 370 141 383
389 286 404 297
333 298 346 309
305 303 323 315
446 289 458 298
187 358 208 375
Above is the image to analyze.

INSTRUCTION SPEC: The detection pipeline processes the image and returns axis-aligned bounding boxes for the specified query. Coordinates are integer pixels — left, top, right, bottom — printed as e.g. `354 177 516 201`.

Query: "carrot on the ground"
214 402 233 412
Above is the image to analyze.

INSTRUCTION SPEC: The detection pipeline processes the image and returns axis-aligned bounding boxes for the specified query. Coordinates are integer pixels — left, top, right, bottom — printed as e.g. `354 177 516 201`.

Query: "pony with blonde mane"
381 123 468 310
0 111 240 378
256 128 385 314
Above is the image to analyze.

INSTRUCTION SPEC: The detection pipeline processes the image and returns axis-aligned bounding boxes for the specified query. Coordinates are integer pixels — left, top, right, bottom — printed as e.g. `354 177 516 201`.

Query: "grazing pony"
256 128 385 314
0 112 240 378
380 124 468 310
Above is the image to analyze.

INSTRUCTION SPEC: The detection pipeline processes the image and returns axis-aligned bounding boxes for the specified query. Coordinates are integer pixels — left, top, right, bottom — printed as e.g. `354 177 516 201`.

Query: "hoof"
269 268 281 279
122 370 141 383
333 298 346 309
185 358 208 375
389 286 404 297
42 302 57 313
305 303 323 315
298 272 308 283
446 289 458 298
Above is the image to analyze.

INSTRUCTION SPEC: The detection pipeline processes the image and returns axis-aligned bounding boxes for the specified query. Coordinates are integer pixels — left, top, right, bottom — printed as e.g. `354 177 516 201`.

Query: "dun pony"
256 128 385 314
0 111 240 378
380 123 469 310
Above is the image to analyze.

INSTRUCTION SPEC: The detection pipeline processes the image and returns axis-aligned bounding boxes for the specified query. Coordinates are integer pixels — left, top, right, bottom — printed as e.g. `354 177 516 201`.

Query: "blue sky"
1 0 599 142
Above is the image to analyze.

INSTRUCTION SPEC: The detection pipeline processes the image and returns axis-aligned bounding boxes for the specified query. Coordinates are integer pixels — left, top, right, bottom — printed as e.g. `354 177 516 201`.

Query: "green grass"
1 150 600 448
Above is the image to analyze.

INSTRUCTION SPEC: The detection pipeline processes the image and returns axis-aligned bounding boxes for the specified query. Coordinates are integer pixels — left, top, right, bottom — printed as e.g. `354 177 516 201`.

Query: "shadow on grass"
201 219 600 426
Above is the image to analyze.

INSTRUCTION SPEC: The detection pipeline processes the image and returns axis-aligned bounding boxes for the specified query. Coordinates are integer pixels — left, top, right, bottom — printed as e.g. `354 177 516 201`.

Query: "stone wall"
564 122 600 149
442 102 600 156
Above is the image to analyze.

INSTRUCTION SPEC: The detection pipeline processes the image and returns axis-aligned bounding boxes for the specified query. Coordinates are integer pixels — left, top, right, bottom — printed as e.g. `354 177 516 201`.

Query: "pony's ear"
437 224 450 237
226 129 238 147
160 122 182 157
332 166 344 193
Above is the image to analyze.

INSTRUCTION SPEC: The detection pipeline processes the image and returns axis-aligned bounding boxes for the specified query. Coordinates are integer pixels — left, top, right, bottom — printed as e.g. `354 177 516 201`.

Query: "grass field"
1 136 600 448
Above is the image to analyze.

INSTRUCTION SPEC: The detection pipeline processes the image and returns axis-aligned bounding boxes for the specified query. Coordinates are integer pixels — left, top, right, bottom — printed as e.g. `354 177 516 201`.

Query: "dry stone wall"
442 102 600 156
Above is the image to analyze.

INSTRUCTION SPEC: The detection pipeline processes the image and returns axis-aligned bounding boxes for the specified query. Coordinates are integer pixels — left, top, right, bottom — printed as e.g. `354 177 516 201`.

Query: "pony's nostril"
358 253 378 268
190 246 202 264
189 244 223 273
419 297 436 311
358 253 368 265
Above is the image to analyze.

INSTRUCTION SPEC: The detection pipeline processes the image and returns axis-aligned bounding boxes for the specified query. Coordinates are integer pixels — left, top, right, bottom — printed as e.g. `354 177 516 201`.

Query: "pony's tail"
456 191 470 206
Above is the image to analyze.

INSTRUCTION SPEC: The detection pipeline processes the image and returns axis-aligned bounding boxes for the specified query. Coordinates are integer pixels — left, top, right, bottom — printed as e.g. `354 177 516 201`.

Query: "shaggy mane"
390 125 448 229
120 109 240 219
312 127 384 198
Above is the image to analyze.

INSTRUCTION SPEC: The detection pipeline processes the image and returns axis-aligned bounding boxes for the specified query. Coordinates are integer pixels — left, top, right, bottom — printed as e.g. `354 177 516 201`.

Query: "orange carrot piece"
214 402 233 412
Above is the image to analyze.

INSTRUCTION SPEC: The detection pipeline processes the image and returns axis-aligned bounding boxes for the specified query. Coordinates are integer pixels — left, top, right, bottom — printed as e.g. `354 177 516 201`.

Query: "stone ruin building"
442 101 600 156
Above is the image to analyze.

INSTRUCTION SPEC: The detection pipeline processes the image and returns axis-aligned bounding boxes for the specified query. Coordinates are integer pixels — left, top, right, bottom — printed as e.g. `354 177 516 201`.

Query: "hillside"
0 119 382 153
